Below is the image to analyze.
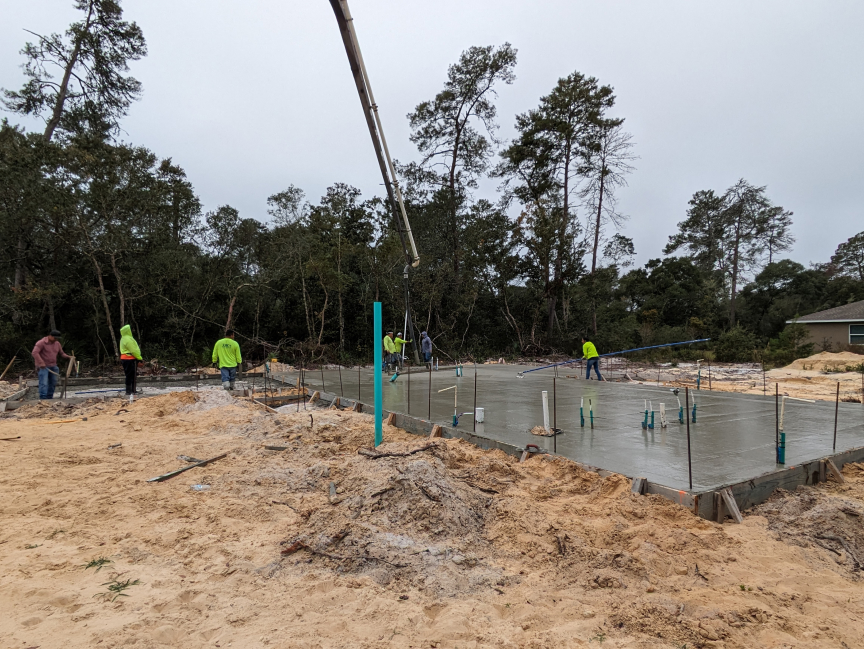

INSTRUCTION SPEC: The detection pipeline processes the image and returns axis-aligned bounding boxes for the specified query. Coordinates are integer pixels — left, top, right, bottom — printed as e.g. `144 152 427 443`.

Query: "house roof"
789 299 864 324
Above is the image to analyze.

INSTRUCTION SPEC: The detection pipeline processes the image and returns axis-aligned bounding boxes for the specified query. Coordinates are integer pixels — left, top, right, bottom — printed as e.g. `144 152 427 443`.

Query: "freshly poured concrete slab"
305 364 864 492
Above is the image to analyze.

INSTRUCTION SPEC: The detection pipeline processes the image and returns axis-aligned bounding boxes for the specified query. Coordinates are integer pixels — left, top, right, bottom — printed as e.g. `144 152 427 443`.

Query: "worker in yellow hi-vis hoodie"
581 335 602 381
212 330 243 390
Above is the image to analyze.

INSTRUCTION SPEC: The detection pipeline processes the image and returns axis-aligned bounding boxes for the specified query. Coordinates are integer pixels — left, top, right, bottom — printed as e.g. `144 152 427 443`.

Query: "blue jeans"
586 358 602 380
423 352 432 362
220 366 237 383
38 365 59 399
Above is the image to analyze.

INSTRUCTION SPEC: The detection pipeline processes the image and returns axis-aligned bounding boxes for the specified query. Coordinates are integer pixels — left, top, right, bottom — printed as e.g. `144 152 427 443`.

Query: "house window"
852 324 864 345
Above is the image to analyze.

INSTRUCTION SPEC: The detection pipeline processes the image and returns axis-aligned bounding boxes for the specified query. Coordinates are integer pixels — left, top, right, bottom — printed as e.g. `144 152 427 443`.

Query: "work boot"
229 381 236 390
222 381 231 390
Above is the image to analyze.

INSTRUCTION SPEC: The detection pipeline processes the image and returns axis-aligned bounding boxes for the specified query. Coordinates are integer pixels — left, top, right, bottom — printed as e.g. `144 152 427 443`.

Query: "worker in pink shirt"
31 329 71 400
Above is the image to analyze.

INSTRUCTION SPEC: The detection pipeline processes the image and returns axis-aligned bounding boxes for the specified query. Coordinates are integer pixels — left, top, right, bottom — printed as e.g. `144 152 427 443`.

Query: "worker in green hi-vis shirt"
581 335 602 381
212 330 243 390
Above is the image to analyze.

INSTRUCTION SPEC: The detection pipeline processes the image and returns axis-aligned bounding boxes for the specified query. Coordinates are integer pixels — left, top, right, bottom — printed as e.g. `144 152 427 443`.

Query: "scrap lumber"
0 356 16 382
429 424 442 439
253 399 278 414
720 487 743 523
826 459 846 484
631 477 647 495
357 444 437 459
146 452 228 483
385 412 396 426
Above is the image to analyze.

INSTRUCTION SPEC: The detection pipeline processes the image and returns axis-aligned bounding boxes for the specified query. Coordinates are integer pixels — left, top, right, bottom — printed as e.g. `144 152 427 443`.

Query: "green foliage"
83 557 113 572
2 0 147 141
831 231 864 282
714 326 758 362
665 180 794 325
764 322 814 367
1 9 863 368
95 578 140 601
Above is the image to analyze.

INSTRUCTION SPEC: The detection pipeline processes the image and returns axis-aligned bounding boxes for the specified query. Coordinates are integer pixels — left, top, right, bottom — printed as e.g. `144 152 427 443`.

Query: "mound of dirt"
249 361 295 374
0 380 23 401
6 390 864 647
785 350 864 372
752 465 864 576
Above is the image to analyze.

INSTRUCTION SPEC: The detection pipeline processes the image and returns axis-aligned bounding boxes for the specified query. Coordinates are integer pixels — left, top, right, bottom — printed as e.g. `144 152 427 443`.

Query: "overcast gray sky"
2 0 862 269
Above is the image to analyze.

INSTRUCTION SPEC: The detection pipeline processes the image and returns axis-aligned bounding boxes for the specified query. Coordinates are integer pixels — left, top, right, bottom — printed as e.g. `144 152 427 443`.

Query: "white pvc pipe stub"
542 391 550 433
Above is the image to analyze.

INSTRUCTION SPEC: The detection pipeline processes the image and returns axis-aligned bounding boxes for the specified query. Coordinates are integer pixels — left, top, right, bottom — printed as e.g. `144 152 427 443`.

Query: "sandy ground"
614 351 864 403
0 379 25 400
2 389 864 648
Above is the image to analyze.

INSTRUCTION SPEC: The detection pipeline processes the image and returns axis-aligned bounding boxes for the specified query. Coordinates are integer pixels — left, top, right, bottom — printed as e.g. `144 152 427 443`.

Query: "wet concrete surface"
303 364 864 492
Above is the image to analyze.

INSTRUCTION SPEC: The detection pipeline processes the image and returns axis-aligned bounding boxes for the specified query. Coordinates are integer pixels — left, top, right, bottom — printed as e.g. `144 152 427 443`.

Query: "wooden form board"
312 389 861 522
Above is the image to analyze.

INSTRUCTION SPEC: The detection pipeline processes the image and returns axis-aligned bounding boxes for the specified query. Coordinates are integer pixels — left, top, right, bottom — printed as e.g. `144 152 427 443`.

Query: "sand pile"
0 380 23 400
4 390 864 647
249 361 295 374
784 350 864 372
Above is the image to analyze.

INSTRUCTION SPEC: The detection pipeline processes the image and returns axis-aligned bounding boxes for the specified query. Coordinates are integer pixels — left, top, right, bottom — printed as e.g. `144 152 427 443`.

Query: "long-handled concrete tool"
516 339 711 378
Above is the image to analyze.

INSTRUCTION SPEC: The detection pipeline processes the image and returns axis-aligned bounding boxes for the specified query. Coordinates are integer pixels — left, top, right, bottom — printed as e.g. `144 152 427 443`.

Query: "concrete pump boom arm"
328 0 420 268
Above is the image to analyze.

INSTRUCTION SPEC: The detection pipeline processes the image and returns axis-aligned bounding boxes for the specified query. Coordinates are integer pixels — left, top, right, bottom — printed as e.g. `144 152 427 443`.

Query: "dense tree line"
2 1 863 371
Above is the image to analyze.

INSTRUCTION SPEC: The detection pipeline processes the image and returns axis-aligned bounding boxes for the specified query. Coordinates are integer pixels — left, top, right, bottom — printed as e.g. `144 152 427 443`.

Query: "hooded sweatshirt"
421 334 432 355
119 325 142 361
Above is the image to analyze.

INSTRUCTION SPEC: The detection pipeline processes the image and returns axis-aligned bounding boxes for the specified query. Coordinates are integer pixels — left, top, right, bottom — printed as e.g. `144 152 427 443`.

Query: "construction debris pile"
2 388 864 647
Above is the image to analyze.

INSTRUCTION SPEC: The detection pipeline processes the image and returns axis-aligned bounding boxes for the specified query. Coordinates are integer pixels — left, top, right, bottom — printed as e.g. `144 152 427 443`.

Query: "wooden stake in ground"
685 386 693 490
472 370 477 433
833 381 840 451
62 354 76 399
0 356 16 382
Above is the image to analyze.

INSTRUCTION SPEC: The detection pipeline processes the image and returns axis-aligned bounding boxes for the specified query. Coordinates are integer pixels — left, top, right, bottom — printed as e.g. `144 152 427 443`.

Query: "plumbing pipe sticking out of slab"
775 383 780 462
438 385 457 426
642 400 648 430
669 388 684 423
542 390 550 434
648 401 655 430
589 399 594 429
778 395 816 432
691 402 697 423
696 359 703 390
659 403 668 428
580 397 585 428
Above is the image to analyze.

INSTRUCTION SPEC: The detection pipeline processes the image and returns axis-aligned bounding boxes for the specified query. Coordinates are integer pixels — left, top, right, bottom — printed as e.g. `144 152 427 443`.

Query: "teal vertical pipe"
374 302 383 447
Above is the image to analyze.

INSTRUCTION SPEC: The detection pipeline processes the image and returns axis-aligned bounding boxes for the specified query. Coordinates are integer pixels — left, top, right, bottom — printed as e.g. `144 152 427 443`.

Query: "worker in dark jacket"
420 331 432 364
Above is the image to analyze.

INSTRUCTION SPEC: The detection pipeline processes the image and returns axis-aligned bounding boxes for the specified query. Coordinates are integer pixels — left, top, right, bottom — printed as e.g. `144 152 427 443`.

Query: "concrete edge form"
695 444 864 521
315 390 704 511
316 389 864 522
